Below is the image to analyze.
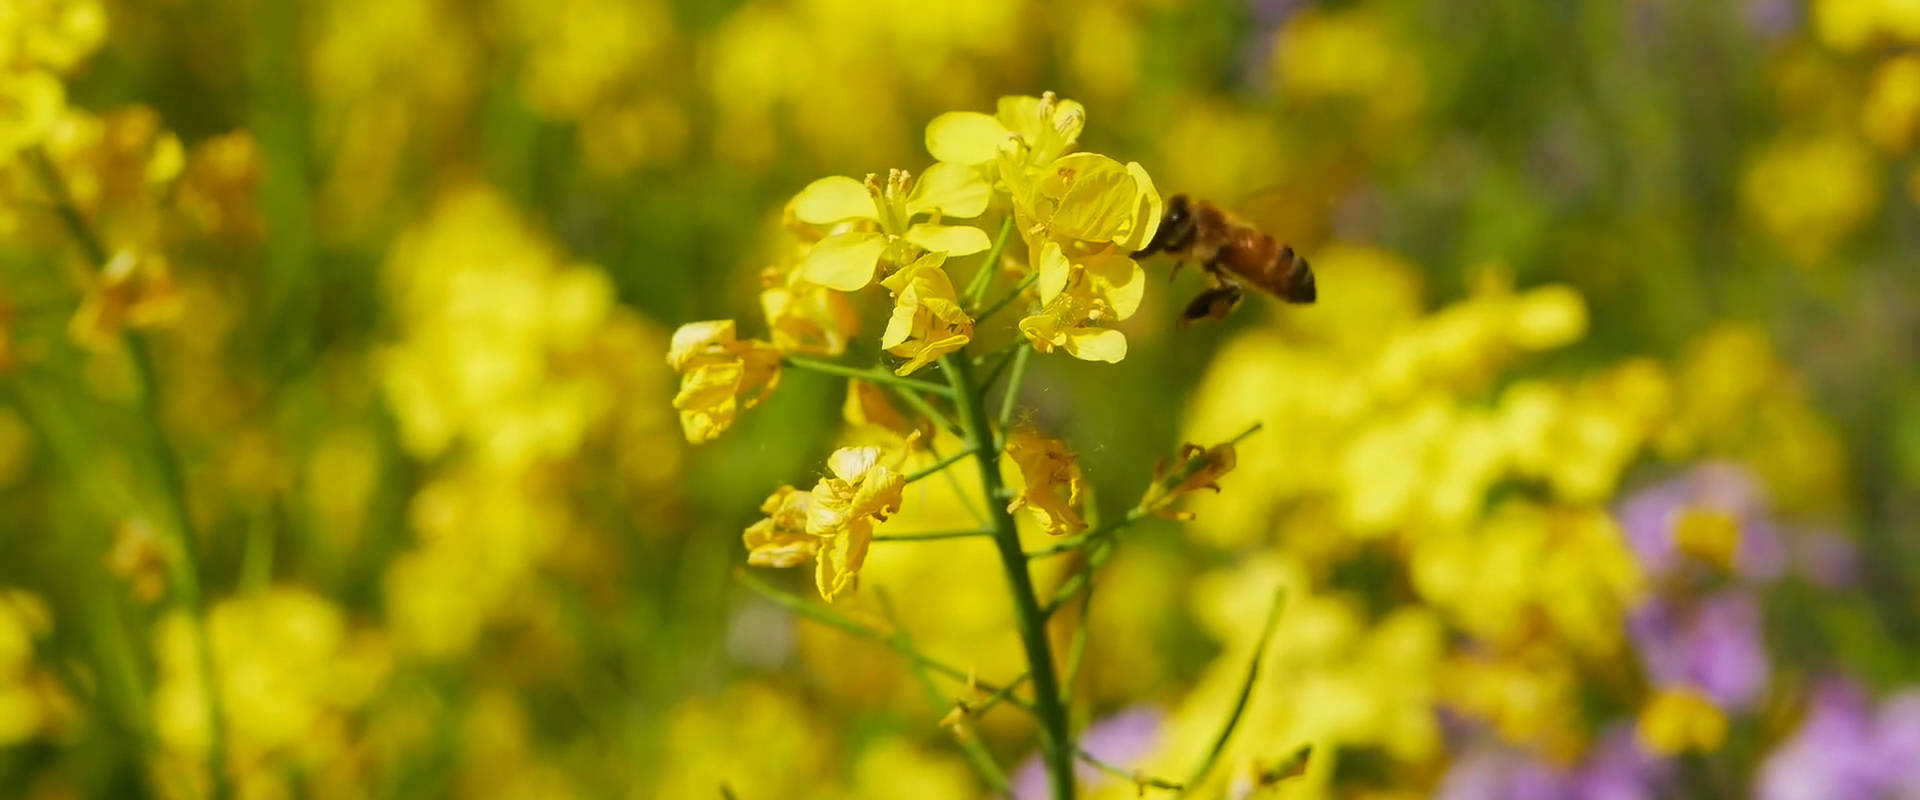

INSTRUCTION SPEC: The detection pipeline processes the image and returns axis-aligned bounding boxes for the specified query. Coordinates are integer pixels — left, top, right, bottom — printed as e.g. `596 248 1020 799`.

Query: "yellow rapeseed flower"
804 443 909 601
1017 270 1132 362
1864 54 1920 153
1636 686 1727 755
743 486 817 568
925 91 1086 183
878 253 973 375
0 69 62 164
1672 507 1741 570
793 166 990 291
68 248 183 350
760 265 859 356
1004 430 1086 536
667 320 782 444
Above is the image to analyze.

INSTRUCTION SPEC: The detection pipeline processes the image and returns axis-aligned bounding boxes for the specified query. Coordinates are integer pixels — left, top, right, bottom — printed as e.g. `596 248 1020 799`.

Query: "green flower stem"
871 529 993 543
905 445 978 483
942 354 1076 800
783 356 953 396
32 149 233 800
976 344 1023 390
1075 747 1184 793
995 345 1033 435
1028 510 1144 560
734 569 1038 714
1042 540 1114 620
1181 588 1287 795
965 215 1018 309
888 384 964 438
961 670 1033 719
1060 578 1095 709
976 272 1039 325
879 590 1014 798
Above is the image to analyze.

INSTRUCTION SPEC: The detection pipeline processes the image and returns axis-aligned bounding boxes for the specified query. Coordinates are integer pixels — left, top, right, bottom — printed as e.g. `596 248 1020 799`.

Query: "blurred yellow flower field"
1 1 1918 798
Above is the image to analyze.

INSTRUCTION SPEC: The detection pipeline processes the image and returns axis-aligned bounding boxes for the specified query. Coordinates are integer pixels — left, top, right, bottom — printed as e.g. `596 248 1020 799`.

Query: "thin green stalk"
905 445 978 483
926 437 991 528
734 570 1037 714
1042 539 1114 619
1061 578 1095 708
976 344 1023 391
976 272 1039 325
1028 510 1143 560
783 356 953 396
888 384 963 438
965 216 1018 308
1181 588 1287 795
942 354 1076 800
872 529 993 543
1075 747 1184 793
879 590 1014 798
996 346 1033 434
33 149 232 800
959 670 1032 719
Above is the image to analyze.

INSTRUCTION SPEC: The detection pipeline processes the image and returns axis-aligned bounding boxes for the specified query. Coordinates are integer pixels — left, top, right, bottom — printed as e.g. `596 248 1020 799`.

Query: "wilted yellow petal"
906 162 990 218
1004 430 1087 536
814 524 870 602
667 320 737 370
800 232 888 291
903 223 989 257
793 175 879 225
926 111 1009 165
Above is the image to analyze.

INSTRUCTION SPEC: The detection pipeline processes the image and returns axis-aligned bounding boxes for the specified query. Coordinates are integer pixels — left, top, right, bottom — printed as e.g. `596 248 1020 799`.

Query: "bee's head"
1164 194 1191 228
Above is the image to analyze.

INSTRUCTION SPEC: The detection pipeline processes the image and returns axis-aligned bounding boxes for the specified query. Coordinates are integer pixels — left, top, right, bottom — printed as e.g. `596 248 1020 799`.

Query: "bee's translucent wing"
1229 183 1335 255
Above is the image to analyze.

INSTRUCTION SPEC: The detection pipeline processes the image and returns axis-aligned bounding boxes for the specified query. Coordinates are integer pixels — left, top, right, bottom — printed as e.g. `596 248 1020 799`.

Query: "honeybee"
1135 193 1316 325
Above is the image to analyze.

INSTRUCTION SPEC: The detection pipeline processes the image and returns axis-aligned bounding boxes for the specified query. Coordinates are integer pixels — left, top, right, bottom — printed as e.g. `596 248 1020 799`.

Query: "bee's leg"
1178 282 1245 328
1203 260 1233 288
1168 260 1186 280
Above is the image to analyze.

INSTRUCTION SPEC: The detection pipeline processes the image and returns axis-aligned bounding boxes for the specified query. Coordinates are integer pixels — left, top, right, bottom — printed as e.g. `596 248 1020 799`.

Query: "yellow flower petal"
744 487 817 568
1082 249 1145 320
925 111 1009 165
814 522 871 602
800 231 889 291
904 223 990 257
1064 328 1127 363
667 320 737 370
906 162 990 219
793 175 879 225
1036 240 1072 303
1040 153 1138 244
1118 161 1163 253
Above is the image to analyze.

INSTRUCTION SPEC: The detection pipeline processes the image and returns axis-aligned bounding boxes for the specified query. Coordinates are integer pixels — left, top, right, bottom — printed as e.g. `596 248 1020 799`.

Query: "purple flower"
1615 463 1784 581
1437 727 1668 800
1628 592 1770 712
1759 680 1884 800
1616 463 1855 588
1013 707 1164 800
1745 0 1801 39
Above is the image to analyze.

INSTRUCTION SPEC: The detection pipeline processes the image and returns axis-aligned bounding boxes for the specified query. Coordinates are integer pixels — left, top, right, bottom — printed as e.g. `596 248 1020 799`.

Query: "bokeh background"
3 0 1920 797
